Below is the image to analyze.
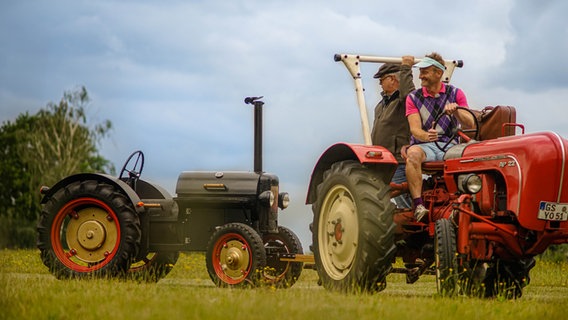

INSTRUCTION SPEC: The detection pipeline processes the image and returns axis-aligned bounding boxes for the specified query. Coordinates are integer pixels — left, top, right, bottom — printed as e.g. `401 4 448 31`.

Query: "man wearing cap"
405 52 474 221
371 55 415 209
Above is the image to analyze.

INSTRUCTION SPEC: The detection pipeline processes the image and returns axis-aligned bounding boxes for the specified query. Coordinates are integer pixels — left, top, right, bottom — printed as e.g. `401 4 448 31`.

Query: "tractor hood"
175 171 261 197
446 131 568 230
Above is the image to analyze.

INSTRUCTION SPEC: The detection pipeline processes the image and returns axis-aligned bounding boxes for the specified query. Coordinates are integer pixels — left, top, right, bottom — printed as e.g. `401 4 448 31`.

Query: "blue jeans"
392 164 412 209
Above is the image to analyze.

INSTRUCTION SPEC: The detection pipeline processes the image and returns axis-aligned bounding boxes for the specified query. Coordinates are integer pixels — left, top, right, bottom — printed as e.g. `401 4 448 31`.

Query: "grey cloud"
494 0 568 90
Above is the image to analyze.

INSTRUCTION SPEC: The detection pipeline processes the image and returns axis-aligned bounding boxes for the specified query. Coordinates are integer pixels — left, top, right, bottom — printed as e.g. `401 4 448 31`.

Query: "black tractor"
37 96 304 287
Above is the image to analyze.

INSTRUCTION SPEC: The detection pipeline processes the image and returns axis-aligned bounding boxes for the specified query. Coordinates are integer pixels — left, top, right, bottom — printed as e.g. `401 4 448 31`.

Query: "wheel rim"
318 184 359 280
212 233 252 285
51 197 121 272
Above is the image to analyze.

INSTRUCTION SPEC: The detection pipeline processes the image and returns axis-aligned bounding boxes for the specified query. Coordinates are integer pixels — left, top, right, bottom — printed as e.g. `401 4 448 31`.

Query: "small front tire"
435 219 459 296
206 223 266 287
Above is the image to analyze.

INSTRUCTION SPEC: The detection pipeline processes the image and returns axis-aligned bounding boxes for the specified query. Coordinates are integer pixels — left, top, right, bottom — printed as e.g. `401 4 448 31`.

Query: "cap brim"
414 60 435 68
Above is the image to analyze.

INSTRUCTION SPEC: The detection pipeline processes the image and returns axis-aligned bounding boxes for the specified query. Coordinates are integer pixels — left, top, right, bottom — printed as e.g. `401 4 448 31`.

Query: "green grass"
1 250 567 320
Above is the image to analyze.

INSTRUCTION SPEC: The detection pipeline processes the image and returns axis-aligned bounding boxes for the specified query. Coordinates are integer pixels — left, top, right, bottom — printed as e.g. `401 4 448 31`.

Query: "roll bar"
334 53 464 145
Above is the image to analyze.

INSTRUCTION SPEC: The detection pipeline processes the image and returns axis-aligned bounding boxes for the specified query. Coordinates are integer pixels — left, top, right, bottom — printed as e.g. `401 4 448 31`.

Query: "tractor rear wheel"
37 180 141 279
435 219 459 296
262 226 304 288
311 160 396 293
128 251 180 282
206 223 266 287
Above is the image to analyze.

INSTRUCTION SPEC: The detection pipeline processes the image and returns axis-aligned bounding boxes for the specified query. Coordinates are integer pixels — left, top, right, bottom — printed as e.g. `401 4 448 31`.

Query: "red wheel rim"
212 232 253 285
50 197 121 272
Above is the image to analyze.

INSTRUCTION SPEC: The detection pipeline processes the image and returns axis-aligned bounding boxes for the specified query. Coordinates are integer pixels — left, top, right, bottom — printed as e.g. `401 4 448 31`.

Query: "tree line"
0 87 114 248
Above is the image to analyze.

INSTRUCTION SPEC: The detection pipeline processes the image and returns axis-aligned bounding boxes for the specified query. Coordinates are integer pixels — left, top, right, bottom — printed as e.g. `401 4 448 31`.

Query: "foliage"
539 244 568 263
0 87 114 248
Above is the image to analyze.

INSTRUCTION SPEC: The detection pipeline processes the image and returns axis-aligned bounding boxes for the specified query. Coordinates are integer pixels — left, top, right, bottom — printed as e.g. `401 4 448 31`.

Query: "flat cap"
373 63 400 79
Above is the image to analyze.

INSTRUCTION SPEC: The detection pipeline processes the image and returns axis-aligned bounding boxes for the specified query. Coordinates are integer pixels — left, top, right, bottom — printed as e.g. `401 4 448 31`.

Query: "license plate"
538 201 568 221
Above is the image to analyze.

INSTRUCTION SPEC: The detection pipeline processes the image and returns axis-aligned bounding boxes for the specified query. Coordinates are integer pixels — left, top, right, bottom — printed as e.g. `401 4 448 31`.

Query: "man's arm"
408 113 438 142
444 89 474 127
455 108 474 128
399 56 415 97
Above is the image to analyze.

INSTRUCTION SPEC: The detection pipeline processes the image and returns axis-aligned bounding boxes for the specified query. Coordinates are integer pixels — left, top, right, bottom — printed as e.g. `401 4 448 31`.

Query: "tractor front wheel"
311 160 396 293
206 223 266 287
37 180 141 279
435 219 459 296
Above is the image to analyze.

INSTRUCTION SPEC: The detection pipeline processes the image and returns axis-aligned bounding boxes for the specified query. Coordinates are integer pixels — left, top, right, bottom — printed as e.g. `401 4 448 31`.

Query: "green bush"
0 216 36 249
539 244 568 263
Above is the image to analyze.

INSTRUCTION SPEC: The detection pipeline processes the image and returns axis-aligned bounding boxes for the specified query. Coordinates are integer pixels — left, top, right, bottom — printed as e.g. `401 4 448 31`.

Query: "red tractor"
306 54 568 298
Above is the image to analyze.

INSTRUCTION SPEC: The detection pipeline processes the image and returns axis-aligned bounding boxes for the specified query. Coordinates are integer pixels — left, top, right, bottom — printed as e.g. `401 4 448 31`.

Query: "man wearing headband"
404 52 474 222
371 56 415 208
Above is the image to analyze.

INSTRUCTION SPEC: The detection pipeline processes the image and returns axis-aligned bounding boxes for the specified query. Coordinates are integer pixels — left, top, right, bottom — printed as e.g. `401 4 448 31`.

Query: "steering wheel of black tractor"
119 150 145 187
433 106 479 152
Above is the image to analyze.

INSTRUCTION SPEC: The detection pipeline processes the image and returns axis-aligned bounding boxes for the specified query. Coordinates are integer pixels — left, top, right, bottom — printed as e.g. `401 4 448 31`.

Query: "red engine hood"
446 131 568 230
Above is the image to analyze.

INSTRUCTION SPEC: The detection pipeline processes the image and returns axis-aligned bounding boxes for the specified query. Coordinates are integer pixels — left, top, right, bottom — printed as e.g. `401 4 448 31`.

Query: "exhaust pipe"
244 96 264 173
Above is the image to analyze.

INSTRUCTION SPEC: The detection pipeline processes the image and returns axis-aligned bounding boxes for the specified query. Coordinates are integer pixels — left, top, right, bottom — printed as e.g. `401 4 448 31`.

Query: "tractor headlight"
458 173 482 194
278 192 290 209
259 190 275 207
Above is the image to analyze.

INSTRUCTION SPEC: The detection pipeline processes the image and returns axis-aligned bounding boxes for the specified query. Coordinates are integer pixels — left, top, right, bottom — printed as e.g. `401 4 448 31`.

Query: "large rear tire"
262 226 304 288
37 180 141 279
311 160 396 293
206 223 266 287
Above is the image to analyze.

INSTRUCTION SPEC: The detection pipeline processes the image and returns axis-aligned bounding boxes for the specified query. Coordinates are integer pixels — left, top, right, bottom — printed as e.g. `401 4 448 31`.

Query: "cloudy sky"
1 0 567 247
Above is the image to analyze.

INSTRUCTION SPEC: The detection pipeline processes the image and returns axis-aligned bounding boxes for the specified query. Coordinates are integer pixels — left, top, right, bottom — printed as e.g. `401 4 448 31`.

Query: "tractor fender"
305 142 397 204
40 173 144 214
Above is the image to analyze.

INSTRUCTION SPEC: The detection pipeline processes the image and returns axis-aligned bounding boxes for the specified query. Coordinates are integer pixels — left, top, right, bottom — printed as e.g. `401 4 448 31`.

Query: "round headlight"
278 192 290 209
259 190 275 207
461 174 482 194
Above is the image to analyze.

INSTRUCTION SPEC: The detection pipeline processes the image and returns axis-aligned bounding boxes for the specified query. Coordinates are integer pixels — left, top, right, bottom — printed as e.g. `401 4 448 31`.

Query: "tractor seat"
421 161 445 172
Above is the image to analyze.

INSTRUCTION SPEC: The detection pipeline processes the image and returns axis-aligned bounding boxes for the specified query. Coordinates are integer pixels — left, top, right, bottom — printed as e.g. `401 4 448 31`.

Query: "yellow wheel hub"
219 240 250 279
66 207 118 263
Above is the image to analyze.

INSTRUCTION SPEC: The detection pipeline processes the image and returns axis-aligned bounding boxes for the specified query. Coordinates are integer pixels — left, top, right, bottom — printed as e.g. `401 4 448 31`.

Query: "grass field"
1 250 567 320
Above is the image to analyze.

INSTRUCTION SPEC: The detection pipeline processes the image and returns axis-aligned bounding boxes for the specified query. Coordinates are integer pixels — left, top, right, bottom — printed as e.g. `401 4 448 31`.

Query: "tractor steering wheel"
433 106 479 152
119 150 145 187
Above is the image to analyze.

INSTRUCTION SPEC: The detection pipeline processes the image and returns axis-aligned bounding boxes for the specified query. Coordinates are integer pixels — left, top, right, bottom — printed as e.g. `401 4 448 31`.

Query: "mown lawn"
1 250 567 320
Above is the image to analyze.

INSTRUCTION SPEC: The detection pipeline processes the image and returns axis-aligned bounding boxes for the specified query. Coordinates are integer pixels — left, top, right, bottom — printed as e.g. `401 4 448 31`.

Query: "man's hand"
402 55 415 66
427 128 439 141
444 102 459 115
444 103 474 128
